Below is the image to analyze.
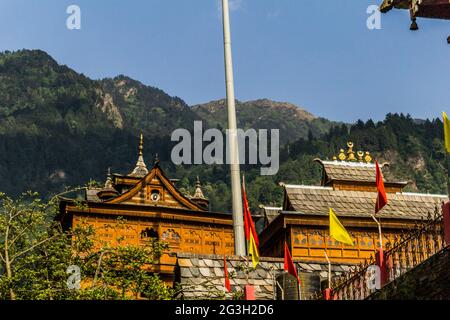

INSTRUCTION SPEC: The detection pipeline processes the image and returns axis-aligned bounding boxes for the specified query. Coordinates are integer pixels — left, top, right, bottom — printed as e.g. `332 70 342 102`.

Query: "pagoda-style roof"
270 141 448 222
282 184 446 220
259 205 282 225
314 142 408 190
317 160 397 185
58 134 213 216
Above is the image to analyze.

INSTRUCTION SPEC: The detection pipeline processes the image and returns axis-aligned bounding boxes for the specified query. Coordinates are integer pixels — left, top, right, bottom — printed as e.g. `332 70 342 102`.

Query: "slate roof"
284 185 447 219
259 206 282 226
316 160 400 184
86 188 102 203
175 253 352 300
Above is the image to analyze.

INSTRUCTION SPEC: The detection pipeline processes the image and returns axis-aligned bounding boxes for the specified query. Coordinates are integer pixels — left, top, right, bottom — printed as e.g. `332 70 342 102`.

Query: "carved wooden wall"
290 226 398 264
72 214 234 270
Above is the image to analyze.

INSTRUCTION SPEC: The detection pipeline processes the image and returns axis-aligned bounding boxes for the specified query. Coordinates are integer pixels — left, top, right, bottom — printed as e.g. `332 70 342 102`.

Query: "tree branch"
8 223 34 248
10 235 57 263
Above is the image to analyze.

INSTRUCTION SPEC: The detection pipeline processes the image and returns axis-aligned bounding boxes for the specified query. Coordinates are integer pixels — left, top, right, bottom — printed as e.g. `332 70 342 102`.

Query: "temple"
57 137 448 298
259 142 447 264
57 134 234 281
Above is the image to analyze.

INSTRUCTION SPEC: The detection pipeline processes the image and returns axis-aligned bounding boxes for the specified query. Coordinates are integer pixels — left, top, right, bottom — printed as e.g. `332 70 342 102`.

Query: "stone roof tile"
285 185 446 219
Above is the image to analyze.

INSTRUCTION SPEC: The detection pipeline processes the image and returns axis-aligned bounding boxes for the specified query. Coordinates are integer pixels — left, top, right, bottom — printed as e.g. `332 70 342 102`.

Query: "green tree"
0 191 176 300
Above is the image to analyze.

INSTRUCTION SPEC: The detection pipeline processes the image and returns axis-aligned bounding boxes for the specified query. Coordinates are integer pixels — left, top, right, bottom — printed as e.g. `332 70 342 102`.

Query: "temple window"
162 229 181 243
141 228 159 241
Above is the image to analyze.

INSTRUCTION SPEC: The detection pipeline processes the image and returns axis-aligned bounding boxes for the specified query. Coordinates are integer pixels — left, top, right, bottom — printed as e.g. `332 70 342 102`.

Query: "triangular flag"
329 208 354 246
284 242 300 284
242 175 259 247
443 112 450 153
248 233 260 268
224 255 231 292
375 160 387 214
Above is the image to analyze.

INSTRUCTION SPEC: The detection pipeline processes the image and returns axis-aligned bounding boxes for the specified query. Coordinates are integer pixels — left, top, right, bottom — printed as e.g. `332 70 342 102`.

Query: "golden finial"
138 133 144 156
338 149 346 161
130 132 148 177
104 167 113 188
364 151 372 163
357 151 364 162
332 156 337 161
347 142 356 161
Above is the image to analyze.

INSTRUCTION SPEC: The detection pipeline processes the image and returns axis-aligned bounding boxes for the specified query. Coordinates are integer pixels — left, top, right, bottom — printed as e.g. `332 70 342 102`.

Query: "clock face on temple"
151 190 160 202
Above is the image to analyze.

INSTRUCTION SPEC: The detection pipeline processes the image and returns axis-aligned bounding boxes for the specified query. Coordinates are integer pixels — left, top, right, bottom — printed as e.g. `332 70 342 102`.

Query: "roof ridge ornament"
153 153 160 166
346 142 356 161
130 133 149 177
364 152 372 164
104 167 113 188
192 176 207 200
332 142 372 164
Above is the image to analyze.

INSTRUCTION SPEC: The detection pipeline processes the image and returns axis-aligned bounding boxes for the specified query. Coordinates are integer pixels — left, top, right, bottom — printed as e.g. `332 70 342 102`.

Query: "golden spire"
130 133 148 177
138 133 144 157
346 142 356 161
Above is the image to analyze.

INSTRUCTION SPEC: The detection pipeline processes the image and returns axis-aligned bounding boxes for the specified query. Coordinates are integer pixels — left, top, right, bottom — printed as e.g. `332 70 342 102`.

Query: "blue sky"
0 0 449 122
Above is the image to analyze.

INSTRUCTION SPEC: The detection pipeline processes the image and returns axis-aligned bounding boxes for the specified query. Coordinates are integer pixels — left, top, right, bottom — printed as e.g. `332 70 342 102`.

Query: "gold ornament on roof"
332 142 373 163
364 152 372 163
346 142 356 161
357 151 364 162
338 149 346 161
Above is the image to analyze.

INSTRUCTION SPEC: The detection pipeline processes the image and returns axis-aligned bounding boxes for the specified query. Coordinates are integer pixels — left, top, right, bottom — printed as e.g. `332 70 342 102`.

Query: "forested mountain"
0 49 447 212
193 99 335 144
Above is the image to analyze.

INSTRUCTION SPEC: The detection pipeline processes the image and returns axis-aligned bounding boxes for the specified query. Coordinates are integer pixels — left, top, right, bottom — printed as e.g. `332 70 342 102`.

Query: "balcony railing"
318 208 445 300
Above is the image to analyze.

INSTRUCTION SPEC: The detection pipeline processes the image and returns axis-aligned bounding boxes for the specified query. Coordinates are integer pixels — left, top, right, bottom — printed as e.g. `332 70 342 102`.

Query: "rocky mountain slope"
0 49 446 212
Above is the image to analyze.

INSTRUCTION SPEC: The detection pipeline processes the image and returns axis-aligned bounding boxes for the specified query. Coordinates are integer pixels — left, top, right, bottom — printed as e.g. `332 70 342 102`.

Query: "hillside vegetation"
0 49 447 212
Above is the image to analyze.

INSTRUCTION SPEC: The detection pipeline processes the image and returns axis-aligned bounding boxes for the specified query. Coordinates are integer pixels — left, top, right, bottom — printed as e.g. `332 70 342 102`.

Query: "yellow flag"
248 233 260 268
329 208 354 246
443 112 450 153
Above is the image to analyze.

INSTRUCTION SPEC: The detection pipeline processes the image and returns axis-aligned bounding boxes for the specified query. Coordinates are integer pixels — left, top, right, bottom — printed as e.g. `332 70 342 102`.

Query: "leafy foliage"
0 192 175 300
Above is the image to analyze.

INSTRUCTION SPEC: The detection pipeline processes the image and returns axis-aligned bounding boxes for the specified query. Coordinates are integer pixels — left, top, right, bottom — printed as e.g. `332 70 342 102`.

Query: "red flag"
375 160 387 214
242 176 259 247
284 242 300 284
224 255 231 292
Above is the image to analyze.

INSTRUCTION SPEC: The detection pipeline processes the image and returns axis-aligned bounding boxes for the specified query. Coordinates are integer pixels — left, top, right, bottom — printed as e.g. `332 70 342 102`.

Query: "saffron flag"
242 176 259 247
284 242 300 284
329 208 354 246
443 112 450 153
375 160 387 214
224 255 231 292
248 233 260 268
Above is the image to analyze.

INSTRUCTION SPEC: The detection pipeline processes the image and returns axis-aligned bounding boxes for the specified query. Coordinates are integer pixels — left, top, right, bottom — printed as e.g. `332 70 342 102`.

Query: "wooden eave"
326 179 408 189
64 201 232 226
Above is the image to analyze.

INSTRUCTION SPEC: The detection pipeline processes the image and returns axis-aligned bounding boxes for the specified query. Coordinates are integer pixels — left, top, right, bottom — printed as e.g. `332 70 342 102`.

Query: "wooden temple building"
58 136 447 297
259 142 447 264
58 135 234 281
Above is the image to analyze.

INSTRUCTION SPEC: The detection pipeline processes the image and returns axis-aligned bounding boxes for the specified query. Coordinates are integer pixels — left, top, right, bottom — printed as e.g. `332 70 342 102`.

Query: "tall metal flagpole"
221 0 246 256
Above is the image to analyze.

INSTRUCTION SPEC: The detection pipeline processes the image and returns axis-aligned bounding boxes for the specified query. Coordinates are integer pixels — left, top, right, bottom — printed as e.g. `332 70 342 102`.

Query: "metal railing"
317 209 445 300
